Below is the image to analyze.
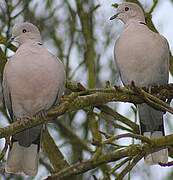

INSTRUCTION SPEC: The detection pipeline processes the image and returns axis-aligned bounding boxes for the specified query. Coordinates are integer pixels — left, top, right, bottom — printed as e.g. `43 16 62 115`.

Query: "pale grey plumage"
111 2 169 164
3 22 66 176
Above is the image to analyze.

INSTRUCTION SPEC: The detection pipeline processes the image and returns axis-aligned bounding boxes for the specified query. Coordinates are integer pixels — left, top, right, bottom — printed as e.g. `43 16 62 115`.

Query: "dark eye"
125 7 129 11
22 29 27 33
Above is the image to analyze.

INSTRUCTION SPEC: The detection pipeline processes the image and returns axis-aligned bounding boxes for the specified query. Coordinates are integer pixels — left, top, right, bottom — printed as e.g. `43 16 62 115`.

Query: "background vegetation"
0 0 173 179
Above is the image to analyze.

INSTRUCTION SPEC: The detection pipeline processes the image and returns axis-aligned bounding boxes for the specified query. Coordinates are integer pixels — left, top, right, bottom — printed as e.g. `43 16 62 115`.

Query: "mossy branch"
42 128 69 172
46 133 173 179
0 82 173 139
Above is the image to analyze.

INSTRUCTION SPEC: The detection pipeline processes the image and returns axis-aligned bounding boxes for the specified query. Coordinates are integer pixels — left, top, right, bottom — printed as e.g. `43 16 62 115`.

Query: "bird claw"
77 82 86 91
60 95 70 102
148 86 152 93
35 111 47 120
16 116 32 121
105 81 111 88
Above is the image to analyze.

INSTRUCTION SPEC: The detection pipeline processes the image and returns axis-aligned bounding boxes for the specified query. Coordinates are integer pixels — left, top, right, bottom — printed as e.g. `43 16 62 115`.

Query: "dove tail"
143 131 168 165
5 141 39 176
5 142 23 174
22 143 39 176
5 132 40 176
138 104 168 164
5 125 42 176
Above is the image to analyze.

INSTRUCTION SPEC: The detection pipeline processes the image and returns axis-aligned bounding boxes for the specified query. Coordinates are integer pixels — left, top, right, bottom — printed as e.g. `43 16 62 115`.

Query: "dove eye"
22 29 27 33
125 7 129 11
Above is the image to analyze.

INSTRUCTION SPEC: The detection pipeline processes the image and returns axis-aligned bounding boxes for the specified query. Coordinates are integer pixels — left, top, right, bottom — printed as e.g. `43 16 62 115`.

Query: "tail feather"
5 126 42 176
5 142 23 174
23 144 39 176
144 131 168 164
5 142 39 176
138 103 168 164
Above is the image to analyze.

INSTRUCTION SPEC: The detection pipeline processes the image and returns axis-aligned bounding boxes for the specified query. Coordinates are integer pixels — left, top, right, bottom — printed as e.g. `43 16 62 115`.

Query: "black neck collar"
139 22 146 25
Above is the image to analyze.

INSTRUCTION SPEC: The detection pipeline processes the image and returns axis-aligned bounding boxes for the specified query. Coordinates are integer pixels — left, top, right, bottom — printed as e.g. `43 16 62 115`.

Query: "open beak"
110 13 119 20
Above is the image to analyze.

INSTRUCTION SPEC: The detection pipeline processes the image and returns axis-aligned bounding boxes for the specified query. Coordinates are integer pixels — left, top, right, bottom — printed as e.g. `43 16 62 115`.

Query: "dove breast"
4 41 65 117
115 21 169 87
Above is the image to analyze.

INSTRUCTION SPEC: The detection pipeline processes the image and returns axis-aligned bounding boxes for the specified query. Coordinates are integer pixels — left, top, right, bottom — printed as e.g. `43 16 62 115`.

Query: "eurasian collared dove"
2 22 66 176
110 2 169 164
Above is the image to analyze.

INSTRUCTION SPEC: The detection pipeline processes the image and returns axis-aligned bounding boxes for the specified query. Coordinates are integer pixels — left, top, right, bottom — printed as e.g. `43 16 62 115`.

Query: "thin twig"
117 154 144 180
103 133 152 145
0 140 8 161
148 0 158 14
130 83 173 114
109 158 131 174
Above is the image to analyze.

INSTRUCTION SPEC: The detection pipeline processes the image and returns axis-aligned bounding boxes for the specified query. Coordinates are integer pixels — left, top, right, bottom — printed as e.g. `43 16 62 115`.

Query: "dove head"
110 2 145 24
12 22 42 45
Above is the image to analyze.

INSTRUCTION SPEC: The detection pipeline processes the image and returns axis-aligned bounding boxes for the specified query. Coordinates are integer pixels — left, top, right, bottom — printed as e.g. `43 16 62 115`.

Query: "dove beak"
110 13 119 20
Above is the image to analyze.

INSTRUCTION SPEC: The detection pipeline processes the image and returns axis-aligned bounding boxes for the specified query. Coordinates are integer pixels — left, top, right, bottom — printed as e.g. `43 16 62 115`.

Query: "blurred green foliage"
0 0 173 180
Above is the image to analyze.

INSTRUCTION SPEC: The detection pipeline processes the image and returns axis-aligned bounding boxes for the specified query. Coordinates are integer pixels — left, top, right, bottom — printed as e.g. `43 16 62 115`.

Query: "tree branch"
46 133 173 179
42 128 69 172
0 83 173 139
